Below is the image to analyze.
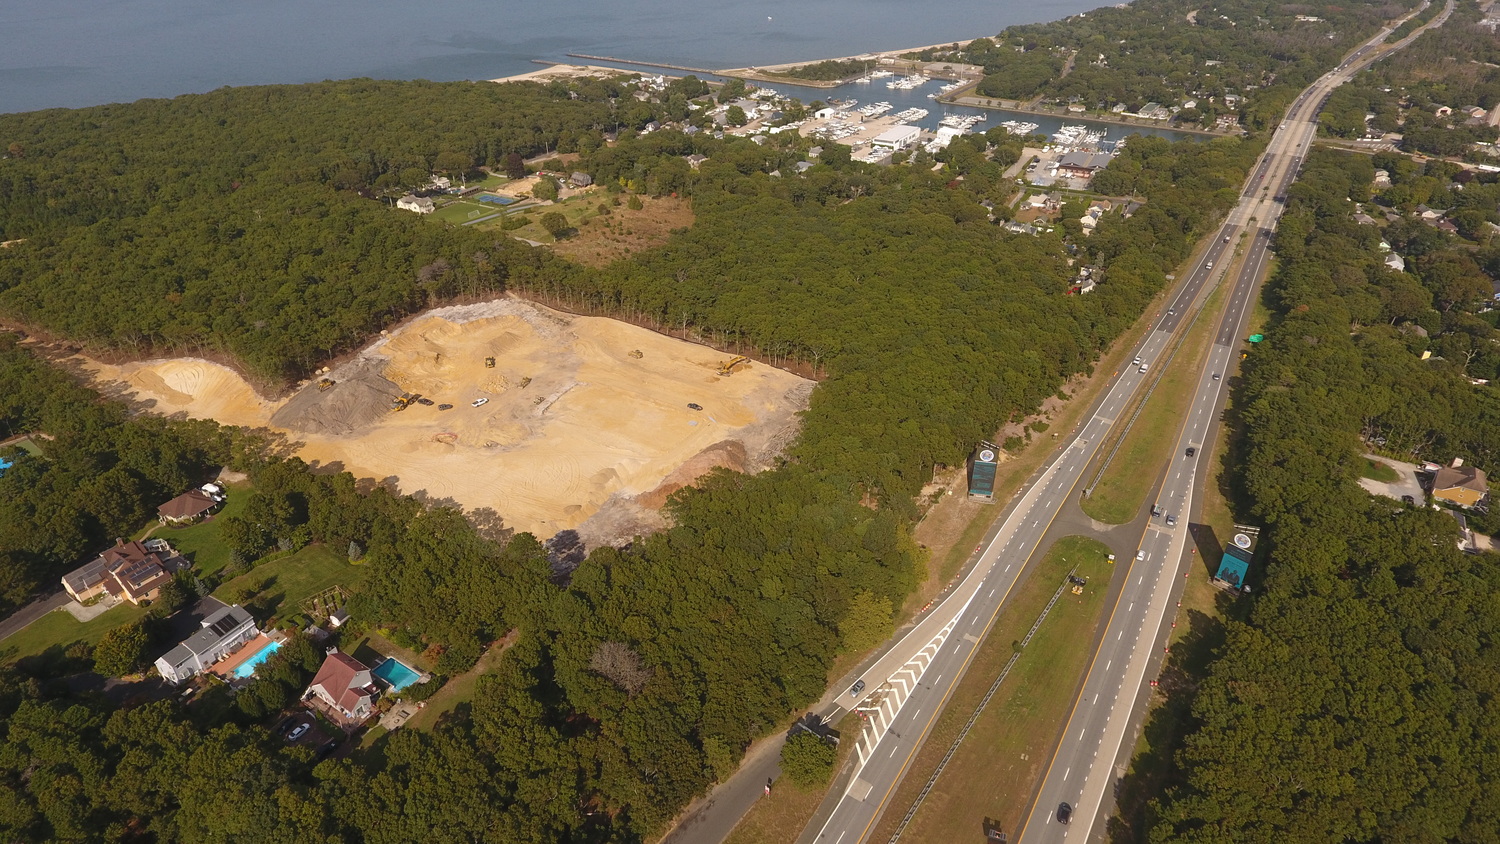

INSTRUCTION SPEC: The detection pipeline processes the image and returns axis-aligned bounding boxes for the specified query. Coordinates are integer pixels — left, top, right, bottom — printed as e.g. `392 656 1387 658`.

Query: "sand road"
82 297 812 540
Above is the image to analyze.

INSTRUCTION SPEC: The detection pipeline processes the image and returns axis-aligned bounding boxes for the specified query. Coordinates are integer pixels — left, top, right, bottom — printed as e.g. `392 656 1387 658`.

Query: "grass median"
1082 282 1228 525
870 535 1116 843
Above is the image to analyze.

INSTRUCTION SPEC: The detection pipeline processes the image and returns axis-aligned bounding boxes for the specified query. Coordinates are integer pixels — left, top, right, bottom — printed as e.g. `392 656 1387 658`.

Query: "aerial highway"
787 3 1454 844
1014 1 1454 841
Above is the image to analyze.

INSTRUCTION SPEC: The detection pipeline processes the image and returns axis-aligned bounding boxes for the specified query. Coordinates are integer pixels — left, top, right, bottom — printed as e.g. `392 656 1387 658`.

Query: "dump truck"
316 378 335 391
717 355 749 376
391 394 412 411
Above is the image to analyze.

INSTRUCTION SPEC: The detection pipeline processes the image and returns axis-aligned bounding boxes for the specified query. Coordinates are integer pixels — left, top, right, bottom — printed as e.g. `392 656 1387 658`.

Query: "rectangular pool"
372 658 420 691
232 640 282 679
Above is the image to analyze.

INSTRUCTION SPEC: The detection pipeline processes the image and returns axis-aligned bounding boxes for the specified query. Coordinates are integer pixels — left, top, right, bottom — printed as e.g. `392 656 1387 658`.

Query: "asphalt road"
1013 3 1453 841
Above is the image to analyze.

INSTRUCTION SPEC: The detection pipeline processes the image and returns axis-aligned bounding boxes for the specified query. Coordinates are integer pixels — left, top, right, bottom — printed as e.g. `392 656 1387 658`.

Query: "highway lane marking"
1093 693 1098 704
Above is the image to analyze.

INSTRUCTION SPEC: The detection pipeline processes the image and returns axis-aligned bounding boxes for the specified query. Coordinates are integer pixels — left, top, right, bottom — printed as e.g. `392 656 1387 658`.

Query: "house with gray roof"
154 604 259 684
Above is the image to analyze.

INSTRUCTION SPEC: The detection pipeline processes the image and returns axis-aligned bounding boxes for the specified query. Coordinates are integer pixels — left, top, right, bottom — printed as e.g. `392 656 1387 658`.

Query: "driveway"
1358 454 1425 503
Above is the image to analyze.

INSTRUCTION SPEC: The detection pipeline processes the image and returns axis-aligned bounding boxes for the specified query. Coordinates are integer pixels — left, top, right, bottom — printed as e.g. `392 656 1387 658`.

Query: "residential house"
1374 169 1392 190
154 603 259 684
1385 253 1406 272
570 172 593 188
794 161 815 174
1353 212 1377 226
685 154 709 170
1432 461 1488 508
157 485 224 525
427 175 452 191
304 650 381 721
62 539 178 605
396 195 435 214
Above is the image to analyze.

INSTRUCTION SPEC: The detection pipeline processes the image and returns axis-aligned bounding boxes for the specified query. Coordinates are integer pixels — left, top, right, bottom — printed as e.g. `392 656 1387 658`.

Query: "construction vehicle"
391 393 413 411
316 378 335 391
717 355 749 376
519 377 531 388
484 357 496 368
628 349 643 359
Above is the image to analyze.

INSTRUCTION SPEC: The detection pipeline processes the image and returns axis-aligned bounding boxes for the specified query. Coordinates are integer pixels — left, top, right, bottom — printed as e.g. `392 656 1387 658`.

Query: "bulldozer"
316 378 335 391
716 355 749 376
484 356 496 368
628 349 643 359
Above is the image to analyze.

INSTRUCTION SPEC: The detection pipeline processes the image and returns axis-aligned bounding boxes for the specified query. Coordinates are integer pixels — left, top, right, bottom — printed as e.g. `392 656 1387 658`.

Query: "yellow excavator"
717 355 749 376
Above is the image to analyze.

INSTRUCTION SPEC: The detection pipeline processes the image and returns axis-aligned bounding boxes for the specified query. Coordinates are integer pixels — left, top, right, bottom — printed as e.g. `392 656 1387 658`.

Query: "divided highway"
1015 2 1453 841
798 3 1452 843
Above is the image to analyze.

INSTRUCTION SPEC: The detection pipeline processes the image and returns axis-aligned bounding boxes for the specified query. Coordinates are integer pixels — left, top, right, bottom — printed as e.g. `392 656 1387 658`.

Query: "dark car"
315 740 340 761
437 403 453 411
1166 514 1177 527
1057 802 1073 824
687 403 703 411
1403 494 1416 505
416 398 435 406
1186 447 1197 457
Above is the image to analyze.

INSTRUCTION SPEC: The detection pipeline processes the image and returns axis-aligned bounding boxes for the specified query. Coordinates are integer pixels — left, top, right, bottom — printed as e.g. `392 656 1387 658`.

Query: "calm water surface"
3 0 1119 114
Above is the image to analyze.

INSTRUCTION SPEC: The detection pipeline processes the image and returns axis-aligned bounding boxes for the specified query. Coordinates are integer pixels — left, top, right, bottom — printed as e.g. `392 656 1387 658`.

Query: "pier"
565 54 717 75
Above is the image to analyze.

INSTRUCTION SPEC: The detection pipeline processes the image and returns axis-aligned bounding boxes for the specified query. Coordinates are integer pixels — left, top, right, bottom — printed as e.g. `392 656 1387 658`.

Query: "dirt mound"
635 440 749 510
271 358 401 436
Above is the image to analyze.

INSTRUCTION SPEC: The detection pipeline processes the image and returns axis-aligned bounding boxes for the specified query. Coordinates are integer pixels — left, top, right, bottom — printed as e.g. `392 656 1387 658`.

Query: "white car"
288 723 310 742
471 398 489 407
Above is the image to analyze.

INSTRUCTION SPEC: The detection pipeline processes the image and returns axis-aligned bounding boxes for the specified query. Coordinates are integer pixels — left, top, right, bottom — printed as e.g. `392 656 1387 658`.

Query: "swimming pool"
232 640 282 679
372 658 420 691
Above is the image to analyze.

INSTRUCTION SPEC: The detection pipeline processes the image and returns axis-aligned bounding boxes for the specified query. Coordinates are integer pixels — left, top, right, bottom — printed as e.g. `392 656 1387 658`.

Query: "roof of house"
1434 465 1487 493
62 557 110 595
1058 151 1114 171
158 488 219 520
158 604 256 668
310 651 378 714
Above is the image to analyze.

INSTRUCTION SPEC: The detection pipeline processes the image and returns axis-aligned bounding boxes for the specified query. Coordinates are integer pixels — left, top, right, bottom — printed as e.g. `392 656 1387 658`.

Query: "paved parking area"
1357 454 1425 503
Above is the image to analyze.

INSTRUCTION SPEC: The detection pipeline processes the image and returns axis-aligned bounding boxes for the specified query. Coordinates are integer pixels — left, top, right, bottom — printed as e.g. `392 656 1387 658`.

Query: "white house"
396 195 435 214
154 604 259 684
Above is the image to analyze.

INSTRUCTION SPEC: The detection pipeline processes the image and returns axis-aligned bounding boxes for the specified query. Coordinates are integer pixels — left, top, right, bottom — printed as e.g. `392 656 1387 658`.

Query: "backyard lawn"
1361 457 1399 483
144 482 251 577
213 544 366 626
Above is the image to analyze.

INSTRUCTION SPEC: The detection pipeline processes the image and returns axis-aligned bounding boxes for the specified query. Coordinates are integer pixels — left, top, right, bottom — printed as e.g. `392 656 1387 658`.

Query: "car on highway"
1139 363 1149 373
1212 373 1221 380
1206 261 1214 269
1166 514 1177 527
1186 447 1197 457
1133 356 1142 366
1057 802 1073 824
1136 549 1146 561
1224 235 1231 242
471 398 489 407
1151 504 1162 517
288 723 310 742
849 679 866 697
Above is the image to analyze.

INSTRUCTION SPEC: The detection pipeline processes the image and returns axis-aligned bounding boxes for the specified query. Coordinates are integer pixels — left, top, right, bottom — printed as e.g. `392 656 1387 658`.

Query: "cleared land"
82 297 812 543
871 535 1115 842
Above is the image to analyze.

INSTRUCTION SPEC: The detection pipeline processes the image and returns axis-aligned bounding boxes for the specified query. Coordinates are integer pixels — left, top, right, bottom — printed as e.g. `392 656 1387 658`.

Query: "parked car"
471 398 489 407
288 723 310 742
687 403 703 410
416 398 434 406
437 403 453 411
1402 494 1416 505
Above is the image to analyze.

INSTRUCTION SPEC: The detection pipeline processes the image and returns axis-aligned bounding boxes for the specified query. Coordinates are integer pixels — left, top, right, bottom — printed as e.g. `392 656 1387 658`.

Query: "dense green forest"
919 0 1419 128
1149 150 1500 839
0 48 1271 842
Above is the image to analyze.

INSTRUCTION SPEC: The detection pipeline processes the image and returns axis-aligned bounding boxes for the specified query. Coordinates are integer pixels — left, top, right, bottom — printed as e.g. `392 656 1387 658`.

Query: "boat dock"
565 54 717 75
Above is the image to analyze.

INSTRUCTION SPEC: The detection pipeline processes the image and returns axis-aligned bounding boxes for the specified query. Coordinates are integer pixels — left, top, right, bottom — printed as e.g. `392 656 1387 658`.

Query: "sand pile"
79 295 813 542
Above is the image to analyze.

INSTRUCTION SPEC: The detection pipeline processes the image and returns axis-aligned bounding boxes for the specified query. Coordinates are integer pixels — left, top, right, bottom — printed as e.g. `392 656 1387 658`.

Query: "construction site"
80 297 813 547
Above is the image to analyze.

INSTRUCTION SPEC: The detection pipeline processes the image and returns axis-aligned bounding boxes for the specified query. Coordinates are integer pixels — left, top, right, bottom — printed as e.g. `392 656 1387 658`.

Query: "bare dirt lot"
82 297 812 545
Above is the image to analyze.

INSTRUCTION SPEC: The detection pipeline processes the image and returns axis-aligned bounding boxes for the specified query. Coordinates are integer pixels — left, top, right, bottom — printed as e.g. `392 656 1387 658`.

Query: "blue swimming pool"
232 640 281 679
372 658 420 691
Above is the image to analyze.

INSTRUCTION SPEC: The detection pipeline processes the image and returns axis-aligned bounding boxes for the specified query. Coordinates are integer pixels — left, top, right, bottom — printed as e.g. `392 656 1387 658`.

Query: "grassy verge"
870 535 1115 842
400 634 516 731
723 710 862 844
1360 457 1398 482
0 601 151 665
212 544 366 626
1082 282 1228 524
1104 293 1268 842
